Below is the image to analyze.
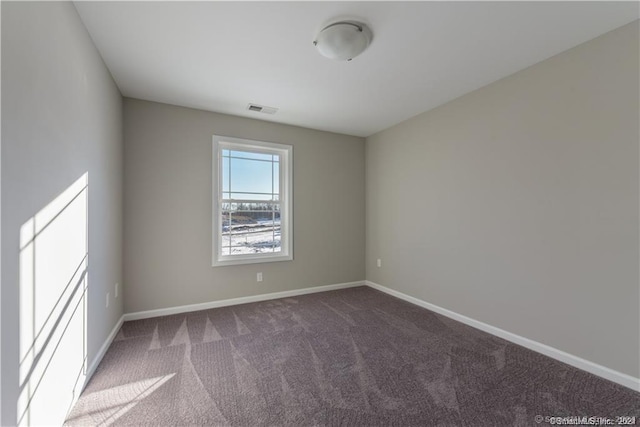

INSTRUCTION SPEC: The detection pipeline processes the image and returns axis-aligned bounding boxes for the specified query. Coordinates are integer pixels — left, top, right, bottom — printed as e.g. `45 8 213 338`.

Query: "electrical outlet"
115 283 119 298
106 292 110 308
257 272 263 282
377 259 382 268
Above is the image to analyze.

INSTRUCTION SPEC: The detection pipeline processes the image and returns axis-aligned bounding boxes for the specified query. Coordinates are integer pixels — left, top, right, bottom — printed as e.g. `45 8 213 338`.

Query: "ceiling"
74 2 639 137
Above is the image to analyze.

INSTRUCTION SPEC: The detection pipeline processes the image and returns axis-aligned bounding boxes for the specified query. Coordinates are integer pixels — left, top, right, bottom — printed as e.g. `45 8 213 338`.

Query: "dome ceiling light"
313 21 372 61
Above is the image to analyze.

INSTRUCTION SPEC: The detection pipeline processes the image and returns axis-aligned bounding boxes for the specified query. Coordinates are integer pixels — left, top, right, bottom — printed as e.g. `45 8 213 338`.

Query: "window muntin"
213 136 292 266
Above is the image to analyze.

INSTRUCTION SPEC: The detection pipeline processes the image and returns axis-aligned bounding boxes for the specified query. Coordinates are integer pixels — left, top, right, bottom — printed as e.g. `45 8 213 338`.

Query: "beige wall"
2 2 124 424
123 99 365 313
366 21 639 377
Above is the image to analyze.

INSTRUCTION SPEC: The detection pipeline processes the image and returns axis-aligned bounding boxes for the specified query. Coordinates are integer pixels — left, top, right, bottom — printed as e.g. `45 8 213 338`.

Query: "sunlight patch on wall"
18 173 89 426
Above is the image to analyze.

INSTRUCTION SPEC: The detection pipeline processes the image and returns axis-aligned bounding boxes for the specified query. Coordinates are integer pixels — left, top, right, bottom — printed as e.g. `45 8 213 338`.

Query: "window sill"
212 253 293 267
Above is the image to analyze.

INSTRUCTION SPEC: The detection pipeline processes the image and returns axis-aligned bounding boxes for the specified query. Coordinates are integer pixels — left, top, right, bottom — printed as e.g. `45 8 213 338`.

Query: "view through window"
221 149 281 255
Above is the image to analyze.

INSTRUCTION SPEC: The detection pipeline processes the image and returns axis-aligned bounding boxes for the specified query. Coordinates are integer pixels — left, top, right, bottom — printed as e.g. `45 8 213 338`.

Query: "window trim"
212 135 293 267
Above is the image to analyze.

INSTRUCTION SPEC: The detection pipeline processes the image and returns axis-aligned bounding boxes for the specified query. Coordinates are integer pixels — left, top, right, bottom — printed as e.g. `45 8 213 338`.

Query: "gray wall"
123 99 365 313
366 21 639 377
1 2 123 425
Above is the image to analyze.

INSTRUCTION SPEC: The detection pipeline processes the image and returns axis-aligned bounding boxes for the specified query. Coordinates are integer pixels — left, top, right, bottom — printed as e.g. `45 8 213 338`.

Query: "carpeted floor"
65 286 640 426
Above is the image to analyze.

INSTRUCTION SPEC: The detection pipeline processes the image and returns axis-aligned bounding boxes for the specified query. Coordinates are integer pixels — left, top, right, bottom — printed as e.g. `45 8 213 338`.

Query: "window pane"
223 202 280 213
230 157 274 194
229 150 273 161
222 156 230 192
273 161 280 196
224 192 275 201
225 235 280 254
220 209 281 254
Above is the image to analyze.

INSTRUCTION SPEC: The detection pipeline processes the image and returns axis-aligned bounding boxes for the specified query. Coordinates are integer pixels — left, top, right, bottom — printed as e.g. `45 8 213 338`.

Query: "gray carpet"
65 286 640 426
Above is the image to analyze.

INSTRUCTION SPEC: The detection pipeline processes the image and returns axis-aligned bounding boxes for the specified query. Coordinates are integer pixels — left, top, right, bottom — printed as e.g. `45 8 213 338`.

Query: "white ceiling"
74 2 639 137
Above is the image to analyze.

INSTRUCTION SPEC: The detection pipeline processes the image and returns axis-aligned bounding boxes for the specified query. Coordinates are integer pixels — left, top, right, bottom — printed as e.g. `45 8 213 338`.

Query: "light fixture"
313 21 372 61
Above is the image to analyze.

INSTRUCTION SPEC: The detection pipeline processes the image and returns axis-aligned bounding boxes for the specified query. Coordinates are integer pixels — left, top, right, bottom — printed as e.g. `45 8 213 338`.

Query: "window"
212 135 293 266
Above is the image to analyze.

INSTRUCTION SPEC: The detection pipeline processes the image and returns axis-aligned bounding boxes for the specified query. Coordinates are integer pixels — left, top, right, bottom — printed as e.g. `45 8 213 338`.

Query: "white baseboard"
365 280 640 392
85 315 124 386
123 281 365 321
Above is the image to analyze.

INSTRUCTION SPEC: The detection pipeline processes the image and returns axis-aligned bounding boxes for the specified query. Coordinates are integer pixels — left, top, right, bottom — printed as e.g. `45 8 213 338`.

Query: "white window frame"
212 135 293 267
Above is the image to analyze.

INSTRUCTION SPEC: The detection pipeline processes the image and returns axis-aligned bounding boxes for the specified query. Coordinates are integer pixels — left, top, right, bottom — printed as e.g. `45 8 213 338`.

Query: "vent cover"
247 103 278 115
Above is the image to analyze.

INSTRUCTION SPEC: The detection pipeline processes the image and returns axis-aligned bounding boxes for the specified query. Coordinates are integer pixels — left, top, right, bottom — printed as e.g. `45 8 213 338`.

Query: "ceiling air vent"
247 103 278 115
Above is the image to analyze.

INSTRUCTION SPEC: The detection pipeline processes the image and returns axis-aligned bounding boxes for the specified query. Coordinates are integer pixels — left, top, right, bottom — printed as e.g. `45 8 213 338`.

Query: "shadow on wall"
17 173 89 426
